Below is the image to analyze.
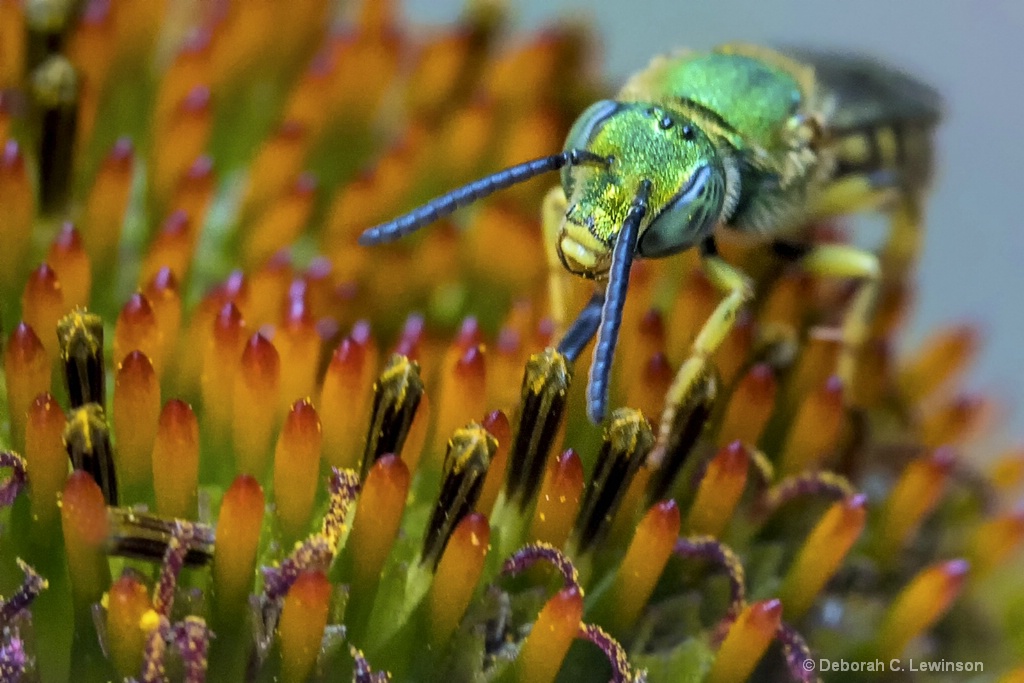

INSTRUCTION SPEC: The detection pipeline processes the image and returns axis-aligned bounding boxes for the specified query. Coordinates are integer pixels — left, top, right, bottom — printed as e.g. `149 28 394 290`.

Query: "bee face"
558 101 726 276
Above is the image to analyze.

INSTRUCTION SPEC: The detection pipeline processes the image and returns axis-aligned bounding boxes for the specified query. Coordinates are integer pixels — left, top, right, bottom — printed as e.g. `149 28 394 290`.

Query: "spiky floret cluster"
0 0 1021 682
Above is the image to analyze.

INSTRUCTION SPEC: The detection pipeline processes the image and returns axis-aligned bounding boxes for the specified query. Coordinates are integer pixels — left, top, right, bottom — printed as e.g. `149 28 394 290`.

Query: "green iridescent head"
558 100 727 276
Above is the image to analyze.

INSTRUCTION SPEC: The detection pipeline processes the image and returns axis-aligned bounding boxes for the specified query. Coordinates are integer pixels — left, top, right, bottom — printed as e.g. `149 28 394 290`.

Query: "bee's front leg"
542 185 572 338
653 237 753 461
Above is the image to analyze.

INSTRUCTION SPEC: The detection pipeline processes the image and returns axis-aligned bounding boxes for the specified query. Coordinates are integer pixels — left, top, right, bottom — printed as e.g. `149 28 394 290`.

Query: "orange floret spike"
514 586 583 683
626 351 674 424
713 311 754 386
900 324 979 401
201 301 247 445
61 470 112 612
81 137 133 270
140 210 197 285
667 268 718 364
113 292 161 372
153 27 213 131
273 399 323 544
278 571 332 683
241 120 310 218
152 85 213 205
687 441 751 537
232 333 281 479
143 267 182 375
597 500 681 636
717 364 777 447
968 505 1024 577
462 204 544 291
112 0 168 61
106 572 152 680
878 559 970 659
392 313 426 362
528 449 584 549
760 271 810 331
430 344 487 471
46 223 91 311
0 0 25 89
0 141 34 302
320 333 372 473
5 323 51 450
67 0 115 149
280 49 337 138
780 375 845 475
112 351 161 499
339 454 410 642
427 512 490 648
247 250 293 328
851 338 893 407
876 448 955 557
170 154 216 227
22 264 65 362
0 91 12 142
921 394 992 448
276 290 320 415
489 327 525 412
707 599 783 683
779 494 867 619
213 475 266 623
24 392 68 529
989 446 1024 494
152 399 200 520
786 327 842 405
243 173 318 268
477 410 511 515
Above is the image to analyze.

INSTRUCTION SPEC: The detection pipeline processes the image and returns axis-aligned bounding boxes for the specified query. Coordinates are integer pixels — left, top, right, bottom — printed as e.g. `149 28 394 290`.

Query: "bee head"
558 100 728 276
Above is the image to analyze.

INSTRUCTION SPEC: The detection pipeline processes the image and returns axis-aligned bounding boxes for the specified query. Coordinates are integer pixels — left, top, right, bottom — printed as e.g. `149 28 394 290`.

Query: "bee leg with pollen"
654 237 753 455
798 243 881 401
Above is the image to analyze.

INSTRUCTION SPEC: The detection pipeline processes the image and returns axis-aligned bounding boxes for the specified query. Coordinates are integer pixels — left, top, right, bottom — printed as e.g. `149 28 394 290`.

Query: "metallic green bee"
360 43 941 436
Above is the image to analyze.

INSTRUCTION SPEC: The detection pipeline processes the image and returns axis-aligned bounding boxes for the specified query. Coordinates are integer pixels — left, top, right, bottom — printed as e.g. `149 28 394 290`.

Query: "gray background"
405 0 1024 439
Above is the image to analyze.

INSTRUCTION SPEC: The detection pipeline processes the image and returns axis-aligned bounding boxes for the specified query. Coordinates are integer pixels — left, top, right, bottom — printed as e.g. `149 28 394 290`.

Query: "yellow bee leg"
799 244 881 393
656 239 753 450
542 185 571 337
808 173 898 219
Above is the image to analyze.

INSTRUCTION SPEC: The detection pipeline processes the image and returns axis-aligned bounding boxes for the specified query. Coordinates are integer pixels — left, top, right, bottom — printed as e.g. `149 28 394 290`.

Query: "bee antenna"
586 179 652 425
358 149 608 246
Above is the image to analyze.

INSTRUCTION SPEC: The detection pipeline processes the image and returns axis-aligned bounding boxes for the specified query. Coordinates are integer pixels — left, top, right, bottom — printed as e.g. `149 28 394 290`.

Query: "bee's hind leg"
882 192 925 276
798 243 881 400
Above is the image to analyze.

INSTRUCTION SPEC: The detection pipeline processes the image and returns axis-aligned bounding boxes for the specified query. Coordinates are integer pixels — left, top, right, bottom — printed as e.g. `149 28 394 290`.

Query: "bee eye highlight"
681 124 695 140
659 116 674 130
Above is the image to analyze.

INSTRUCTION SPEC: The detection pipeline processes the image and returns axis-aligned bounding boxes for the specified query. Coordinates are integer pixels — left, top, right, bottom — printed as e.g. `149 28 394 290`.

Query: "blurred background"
406 0 1024 438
